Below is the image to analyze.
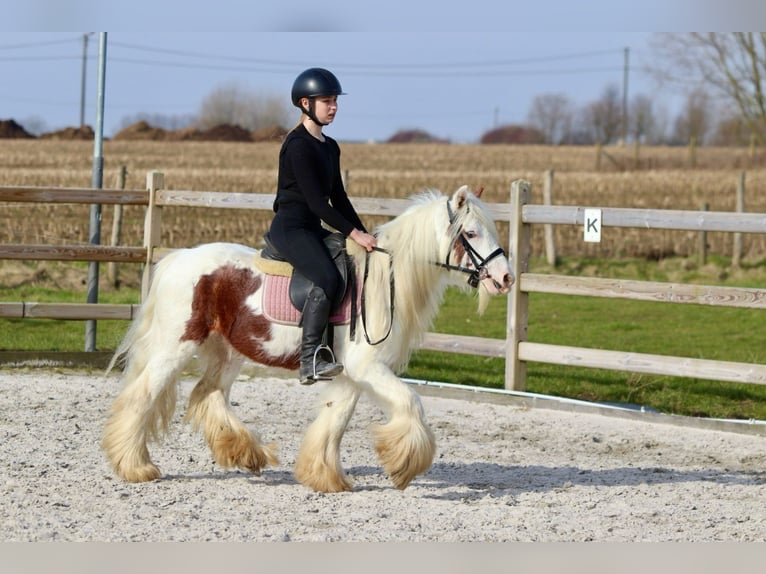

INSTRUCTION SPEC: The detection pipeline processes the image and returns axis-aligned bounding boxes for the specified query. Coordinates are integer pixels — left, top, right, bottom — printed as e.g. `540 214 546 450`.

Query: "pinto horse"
102 185 513 492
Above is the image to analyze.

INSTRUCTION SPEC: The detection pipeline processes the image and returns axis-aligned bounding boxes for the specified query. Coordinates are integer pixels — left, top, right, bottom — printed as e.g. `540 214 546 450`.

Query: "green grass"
404 256 766 421
2 256 766 420
0 285 133 352
405 289 766 420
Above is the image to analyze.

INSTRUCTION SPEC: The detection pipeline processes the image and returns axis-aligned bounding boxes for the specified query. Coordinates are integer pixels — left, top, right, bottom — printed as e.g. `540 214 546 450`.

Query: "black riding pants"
268 212 341 302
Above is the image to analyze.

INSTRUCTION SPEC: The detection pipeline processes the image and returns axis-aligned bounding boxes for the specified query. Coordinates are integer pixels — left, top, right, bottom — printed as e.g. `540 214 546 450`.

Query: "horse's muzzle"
483 271 514 295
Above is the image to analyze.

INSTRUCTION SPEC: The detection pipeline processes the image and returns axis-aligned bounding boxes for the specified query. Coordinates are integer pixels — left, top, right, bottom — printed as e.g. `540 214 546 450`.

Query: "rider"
268 67 377 384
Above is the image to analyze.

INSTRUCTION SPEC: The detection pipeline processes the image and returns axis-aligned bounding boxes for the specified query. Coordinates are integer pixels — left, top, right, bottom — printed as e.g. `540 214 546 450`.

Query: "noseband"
436 198 506 289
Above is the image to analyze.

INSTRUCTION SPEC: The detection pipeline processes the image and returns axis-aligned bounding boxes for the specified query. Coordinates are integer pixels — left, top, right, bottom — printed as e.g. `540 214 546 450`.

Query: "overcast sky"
1 2 764 143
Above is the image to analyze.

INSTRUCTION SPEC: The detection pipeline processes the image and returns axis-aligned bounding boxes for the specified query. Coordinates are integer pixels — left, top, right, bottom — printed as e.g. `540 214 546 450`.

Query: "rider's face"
304 95 338 124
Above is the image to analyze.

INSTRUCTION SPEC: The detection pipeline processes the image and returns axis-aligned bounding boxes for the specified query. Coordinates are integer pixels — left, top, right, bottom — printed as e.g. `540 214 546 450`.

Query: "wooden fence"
2 171 766 393
506 179 766 391
0 171 506 366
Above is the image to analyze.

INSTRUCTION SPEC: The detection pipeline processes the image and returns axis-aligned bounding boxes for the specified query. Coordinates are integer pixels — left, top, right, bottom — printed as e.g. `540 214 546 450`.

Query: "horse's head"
444 185 514 308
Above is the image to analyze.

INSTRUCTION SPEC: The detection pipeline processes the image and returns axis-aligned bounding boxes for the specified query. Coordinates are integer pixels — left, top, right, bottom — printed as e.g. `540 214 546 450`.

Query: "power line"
0 36 627 78
0 91 77 107
0 55 79 62
0 35 639 135
108 40 622 70
0 37 78 51
107 54 622 77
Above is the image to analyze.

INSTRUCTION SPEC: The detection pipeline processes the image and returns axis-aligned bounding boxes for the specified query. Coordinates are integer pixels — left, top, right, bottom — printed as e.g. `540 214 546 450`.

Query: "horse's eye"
463 230 477 239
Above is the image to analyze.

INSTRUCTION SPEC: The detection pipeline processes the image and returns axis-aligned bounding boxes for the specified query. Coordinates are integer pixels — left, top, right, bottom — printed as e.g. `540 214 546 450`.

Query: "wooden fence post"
542 169 557 267
505 179 531 391
733 171 745 268
698 201 709 266
595 142 602 171
689 136 697 168
749 133 757 161
107 165 127 288
142 171 164 301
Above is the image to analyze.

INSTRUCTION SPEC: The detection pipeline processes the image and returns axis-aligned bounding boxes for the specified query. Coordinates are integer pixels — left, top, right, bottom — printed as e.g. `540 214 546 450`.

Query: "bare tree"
526 93 574 144
649 103 672 145
578 84 623 144
650 33 766 144
672 88 712 145
628 94 655 144
198 82 290 131
711 113 752 146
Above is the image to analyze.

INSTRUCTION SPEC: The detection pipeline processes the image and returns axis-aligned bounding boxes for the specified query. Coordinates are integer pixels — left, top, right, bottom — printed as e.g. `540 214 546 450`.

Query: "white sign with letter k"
584 209 602 242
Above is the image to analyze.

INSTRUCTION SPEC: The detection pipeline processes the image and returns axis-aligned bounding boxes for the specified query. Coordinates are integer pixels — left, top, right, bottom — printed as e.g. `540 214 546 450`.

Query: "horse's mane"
349 188 496 372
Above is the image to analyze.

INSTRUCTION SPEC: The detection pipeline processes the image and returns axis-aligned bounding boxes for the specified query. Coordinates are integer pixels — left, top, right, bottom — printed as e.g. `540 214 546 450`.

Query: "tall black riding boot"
299 286 343 384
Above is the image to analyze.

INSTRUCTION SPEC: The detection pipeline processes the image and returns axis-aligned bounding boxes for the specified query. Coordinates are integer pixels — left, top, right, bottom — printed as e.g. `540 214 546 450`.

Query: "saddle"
259 231 352 312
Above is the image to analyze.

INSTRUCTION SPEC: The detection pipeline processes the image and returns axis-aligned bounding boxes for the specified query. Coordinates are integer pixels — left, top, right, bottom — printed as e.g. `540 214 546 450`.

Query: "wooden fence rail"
2 172 766 395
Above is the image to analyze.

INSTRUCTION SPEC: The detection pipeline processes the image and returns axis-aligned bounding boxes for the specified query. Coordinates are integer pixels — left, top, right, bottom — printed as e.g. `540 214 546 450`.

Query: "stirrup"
300 345 343 385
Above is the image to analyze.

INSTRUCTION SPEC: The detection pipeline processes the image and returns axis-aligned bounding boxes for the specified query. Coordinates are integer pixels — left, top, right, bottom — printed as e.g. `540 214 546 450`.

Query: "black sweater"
273 124 365 236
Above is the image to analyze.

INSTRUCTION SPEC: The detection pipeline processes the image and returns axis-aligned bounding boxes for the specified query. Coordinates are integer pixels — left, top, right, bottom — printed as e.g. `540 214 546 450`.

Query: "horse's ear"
474 186 484 198
453 185 470 210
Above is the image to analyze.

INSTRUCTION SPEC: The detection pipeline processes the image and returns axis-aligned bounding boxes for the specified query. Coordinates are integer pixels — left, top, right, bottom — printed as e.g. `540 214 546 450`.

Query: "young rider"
267 67 377 384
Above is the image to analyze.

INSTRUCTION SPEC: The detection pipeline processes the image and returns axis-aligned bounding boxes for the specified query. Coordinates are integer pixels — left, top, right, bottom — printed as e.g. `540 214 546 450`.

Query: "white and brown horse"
102 185 513 492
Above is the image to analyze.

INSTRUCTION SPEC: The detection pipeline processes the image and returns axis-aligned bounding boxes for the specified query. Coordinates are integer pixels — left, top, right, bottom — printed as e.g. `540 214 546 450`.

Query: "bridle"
356 197 506 345
434 198 507 290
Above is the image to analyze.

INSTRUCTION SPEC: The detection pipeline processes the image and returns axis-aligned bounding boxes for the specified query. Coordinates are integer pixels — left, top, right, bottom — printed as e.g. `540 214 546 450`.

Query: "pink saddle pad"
262 274 354 326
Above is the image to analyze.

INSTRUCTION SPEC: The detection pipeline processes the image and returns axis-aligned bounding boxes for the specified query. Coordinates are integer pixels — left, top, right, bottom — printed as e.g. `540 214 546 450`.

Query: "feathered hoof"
237 443 280 476
294 455 353 493
374 419 436 490
212 428 279 475
115 462 162 483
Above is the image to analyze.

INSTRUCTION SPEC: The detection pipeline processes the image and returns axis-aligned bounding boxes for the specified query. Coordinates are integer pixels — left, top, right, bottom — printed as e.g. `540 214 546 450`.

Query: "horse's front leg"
294 378 362 492
349 360 436 490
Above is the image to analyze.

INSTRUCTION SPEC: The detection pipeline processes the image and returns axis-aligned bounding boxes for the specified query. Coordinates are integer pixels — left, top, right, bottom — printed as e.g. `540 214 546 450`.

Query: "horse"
102 184 514 492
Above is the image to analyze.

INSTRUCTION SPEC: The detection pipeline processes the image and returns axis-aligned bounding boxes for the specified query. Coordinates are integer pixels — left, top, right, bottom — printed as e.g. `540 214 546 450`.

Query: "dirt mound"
0 119 35 139
113 121 284 142
112 121 168 141
386 129 448 144
252 125 287 142
39 125 95 141
3 118 285 143
480 124 545 144
170 124 253 142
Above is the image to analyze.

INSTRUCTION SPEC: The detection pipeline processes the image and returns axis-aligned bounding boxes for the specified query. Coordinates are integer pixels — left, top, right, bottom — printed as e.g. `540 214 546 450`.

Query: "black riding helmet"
291 68 345 126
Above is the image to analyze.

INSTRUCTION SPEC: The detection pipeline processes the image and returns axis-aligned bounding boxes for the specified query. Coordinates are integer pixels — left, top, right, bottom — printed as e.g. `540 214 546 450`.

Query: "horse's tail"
106 251 179 376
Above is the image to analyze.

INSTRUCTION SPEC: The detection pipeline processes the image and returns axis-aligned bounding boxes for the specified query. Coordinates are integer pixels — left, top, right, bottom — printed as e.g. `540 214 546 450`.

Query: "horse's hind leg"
294 379 361 492
185 335 278 476
103 341 197 482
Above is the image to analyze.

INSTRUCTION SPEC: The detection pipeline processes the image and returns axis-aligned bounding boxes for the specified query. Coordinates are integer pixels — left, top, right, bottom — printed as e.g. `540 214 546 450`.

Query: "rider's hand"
350 228 377 252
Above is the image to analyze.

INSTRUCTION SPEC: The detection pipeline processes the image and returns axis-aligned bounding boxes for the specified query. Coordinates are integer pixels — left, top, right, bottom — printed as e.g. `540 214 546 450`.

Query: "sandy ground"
1 367 765 542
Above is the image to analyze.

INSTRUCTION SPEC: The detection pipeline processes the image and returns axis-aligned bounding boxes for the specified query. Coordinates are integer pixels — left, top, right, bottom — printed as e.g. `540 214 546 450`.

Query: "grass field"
2 139 766 420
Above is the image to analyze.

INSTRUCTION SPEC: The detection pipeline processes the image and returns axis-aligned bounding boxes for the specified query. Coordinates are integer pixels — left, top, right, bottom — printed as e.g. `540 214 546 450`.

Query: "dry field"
2 139 766 286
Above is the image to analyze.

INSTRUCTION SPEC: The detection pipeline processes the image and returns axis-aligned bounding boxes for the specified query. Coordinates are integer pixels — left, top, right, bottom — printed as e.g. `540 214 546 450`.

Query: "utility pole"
622 46 629 146
85 32 107 352
80 33 93 127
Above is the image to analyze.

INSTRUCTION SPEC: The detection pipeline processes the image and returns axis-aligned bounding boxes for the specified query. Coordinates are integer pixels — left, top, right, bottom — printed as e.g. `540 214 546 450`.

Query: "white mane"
349 188 497 372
